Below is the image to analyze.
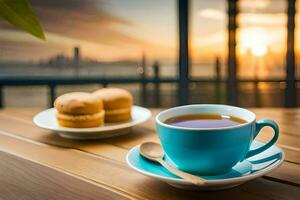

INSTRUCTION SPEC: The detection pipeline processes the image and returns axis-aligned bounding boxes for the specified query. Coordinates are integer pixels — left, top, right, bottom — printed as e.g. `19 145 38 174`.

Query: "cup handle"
245 119 279 158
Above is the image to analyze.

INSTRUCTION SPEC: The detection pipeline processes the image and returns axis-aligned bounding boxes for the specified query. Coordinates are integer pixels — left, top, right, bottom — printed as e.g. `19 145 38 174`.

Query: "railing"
0 76 298 108
0 75 174 108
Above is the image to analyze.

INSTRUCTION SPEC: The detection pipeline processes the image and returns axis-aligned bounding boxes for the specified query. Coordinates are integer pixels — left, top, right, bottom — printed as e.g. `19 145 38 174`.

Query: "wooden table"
0 108 300 200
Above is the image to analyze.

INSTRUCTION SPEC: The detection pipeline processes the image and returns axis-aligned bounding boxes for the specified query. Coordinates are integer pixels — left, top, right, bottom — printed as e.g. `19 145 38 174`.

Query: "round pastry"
54 92 103 115
54 92 104 128
93 88 132 123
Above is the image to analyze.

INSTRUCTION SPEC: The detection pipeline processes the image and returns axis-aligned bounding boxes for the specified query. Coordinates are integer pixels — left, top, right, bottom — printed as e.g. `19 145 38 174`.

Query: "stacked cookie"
54 88 132 128
93 88 132 123
54 92 105 128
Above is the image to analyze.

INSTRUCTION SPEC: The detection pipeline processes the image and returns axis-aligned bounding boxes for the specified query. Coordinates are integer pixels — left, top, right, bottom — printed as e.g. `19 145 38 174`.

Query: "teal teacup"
156 104 279 175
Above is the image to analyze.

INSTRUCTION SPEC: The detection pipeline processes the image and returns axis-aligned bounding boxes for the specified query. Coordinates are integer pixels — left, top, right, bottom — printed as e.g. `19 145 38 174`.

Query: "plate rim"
126 141 285 186
33 105 151 133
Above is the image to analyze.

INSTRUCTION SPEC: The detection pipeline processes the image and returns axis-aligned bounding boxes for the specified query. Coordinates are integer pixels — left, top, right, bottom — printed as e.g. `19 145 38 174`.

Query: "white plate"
33 106 151 139
126 141 284 191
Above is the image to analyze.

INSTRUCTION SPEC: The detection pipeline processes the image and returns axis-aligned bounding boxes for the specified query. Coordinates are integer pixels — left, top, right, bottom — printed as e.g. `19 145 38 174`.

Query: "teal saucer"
126 141 284 190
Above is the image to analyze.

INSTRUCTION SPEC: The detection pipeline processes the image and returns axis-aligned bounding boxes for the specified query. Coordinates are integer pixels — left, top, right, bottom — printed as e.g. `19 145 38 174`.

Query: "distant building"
73 46 80 65
73 46 80 76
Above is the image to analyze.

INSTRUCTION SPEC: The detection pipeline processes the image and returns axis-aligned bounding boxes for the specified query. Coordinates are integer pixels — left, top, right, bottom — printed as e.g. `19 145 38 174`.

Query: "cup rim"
156 104 256 131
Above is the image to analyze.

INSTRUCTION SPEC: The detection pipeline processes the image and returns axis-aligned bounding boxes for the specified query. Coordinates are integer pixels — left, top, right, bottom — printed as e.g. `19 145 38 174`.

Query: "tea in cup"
156 104 279 175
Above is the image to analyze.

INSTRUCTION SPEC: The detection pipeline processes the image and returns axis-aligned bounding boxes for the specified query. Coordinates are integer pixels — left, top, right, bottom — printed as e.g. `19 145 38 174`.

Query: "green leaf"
0 0 46 40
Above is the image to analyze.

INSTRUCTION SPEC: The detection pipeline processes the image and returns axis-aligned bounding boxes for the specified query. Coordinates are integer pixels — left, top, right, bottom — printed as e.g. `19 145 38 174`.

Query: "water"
0 61 286 79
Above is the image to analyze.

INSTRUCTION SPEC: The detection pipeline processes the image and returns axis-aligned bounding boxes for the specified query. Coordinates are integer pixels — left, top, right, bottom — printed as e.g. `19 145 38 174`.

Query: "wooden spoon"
139 142 206 186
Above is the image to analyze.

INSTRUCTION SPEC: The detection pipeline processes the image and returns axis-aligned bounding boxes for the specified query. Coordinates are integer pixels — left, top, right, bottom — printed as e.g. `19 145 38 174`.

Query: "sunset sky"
0 0 299 64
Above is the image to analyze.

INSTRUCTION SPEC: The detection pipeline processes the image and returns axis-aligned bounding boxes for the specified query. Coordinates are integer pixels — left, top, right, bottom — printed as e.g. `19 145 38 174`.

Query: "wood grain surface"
0 108 300 200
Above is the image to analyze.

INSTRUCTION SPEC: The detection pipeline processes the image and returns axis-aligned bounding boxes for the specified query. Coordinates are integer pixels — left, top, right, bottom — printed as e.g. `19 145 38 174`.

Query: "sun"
250 44 267 57
238 28 270 57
